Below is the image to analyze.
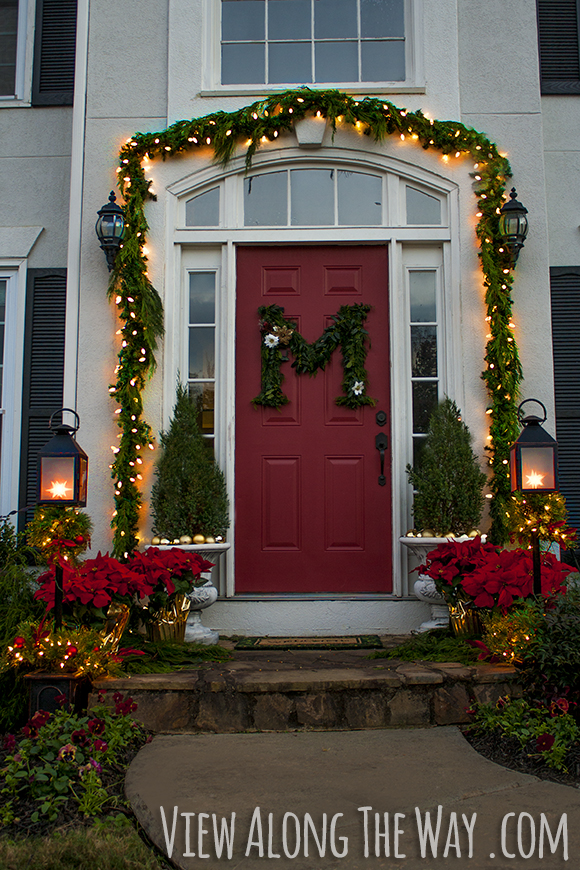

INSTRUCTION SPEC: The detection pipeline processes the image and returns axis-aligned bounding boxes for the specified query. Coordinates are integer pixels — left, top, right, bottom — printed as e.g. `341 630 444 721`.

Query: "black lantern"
498 187 529 267
37 409 88 507
509 399 558 596
509 399 558 495
95 191 125 271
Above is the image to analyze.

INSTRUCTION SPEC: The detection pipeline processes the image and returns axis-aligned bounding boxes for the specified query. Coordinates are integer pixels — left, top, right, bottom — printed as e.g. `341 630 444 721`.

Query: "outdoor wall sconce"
509 399 558 594
498 187 529 267
95 191 125 271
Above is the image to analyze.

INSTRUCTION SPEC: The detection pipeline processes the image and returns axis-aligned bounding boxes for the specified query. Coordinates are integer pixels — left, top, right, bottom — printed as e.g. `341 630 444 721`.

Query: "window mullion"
357 0 362 83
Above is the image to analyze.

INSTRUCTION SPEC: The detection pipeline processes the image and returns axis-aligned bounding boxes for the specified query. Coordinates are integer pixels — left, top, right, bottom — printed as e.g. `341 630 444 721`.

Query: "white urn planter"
146 543 230 645
186 581 220 645
400 534 486 632
400 536 452 633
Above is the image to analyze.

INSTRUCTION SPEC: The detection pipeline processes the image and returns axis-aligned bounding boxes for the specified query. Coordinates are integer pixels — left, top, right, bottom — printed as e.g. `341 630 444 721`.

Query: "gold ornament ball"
467 529 481 538
193 534 206 544
421 528 435 538
151 536 161 545
180 534 193 545
205 536 216 544
405 529 415 537
160 537 170 545
172 538 181 545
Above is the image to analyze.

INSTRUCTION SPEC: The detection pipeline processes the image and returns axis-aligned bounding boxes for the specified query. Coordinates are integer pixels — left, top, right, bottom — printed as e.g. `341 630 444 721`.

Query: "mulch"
461 727 580 789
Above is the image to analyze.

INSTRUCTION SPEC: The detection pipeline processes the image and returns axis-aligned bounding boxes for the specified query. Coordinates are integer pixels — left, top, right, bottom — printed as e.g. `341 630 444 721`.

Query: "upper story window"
221 0 406 86
537 0 580 94
0 0 77 105
1 0 21 97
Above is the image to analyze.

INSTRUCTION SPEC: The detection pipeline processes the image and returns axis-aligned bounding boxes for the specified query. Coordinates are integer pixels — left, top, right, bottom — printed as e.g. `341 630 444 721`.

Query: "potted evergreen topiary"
151 383 230 545
149 384 230 644
401 397 487 631
405 396 487 538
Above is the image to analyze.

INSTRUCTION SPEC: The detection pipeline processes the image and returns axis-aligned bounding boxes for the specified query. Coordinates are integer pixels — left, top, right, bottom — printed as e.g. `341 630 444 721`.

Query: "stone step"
91 649 519 732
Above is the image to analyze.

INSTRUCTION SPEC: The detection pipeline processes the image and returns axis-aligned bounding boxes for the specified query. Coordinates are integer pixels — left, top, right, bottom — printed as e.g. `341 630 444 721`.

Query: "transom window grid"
244 167 384 226
188 271 217 443
221 0 406 85
183 171 445 230
408 268 439 468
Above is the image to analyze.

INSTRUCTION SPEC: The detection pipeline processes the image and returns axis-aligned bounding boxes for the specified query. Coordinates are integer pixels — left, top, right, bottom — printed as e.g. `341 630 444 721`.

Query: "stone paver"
92 649 519 732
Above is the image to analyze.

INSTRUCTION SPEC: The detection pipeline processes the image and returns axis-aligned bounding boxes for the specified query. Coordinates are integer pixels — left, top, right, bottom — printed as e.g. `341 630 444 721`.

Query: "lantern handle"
49 408 80 434
517 398 547 425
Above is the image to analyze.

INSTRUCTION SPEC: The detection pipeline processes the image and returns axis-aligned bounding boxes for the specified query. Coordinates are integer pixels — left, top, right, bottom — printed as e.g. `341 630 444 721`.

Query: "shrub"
0 521 45 732
515 586 580 703
469 696 580 771
151 383 230 538
406 397 486 535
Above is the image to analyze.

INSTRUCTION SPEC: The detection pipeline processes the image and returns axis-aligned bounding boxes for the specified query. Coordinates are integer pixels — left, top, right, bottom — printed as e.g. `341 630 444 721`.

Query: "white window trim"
0 264 26 520
201 0 425 95
0 0 35 107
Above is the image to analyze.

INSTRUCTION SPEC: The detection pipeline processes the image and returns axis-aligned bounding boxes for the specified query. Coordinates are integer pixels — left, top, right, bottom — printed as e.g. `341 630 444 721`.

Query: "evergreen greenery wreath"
253 302 376 410
111 86 522 553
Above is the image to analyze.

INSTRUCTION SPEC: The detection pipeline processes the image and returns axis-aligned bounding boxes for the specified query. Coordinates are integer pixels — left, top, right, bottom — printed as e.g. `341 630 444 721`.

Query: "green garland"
112 87 521 552
254 303 376 410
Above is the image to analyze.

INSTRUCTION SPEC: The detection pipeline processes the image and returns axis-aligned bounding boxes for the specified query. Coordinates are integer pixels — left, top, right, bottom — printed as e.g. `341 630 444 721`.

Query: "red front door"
235 245 392 592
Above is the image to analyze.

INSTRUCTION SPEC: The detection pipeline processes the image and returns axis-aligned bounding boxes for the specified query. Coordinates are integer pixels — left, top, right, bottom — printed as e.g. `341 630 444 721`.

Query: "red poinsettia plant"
419 536 573 611
35 547 214 624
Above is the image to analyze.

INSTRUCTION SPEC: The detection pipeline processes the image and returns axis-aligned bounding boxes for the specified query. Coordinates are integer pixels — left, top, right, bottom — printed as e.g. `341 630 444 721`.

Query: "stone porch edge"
90 661 520 733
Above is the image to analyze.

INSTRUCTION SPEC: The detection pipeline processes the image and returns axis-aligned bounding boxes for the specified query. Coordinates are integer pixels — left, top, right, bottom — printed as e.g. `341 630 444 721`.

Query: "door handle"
375 432 388 486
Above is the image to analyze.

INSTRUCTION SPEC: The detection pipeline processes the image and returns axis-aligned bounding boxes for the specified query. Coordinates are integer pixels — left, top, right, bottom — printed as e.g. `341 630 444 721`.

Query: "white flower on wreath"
264 333 280 348
352 381 365 396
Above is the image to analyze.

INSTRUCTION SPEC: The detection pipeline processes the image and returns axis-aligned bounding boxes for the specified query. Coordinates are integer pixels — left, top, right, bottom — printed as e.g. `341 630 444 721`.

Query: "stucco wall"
0 107 72 266
457 0 555 443
74 0 556 570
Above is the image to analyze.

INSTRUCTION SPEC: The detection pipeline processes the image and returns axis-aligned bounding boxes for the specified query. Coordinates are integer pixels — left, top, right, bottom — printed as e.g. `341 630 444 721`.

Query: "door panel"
235 245 392 592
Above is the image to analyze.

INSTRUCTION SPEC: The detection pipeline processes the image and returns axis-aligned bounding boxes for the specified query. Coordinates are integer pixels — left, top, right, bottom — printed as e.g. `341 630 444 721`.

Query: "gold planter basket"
449 600 483 638
147 594 191 643
100 601 131 652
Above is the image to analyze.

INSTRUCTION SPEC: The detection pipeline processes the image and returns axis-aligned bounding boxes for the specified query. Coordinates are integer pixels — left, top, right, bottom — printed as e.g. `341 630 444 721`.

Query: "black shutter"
19 269 67 528
537 0 580 93
550 267 580 534
32 0 77 106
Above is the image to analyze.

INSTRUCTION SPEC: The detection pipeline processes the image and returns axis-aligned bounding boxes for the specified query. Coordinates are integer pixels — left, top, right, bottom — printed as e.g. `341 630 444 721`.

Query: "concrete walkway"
126 727 577 869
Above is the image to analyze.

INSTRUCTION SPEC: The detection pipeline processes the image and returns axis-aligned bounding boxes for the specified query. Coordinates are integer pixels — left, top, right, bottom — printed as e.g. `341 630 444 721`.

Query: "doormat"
235 635 383 651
